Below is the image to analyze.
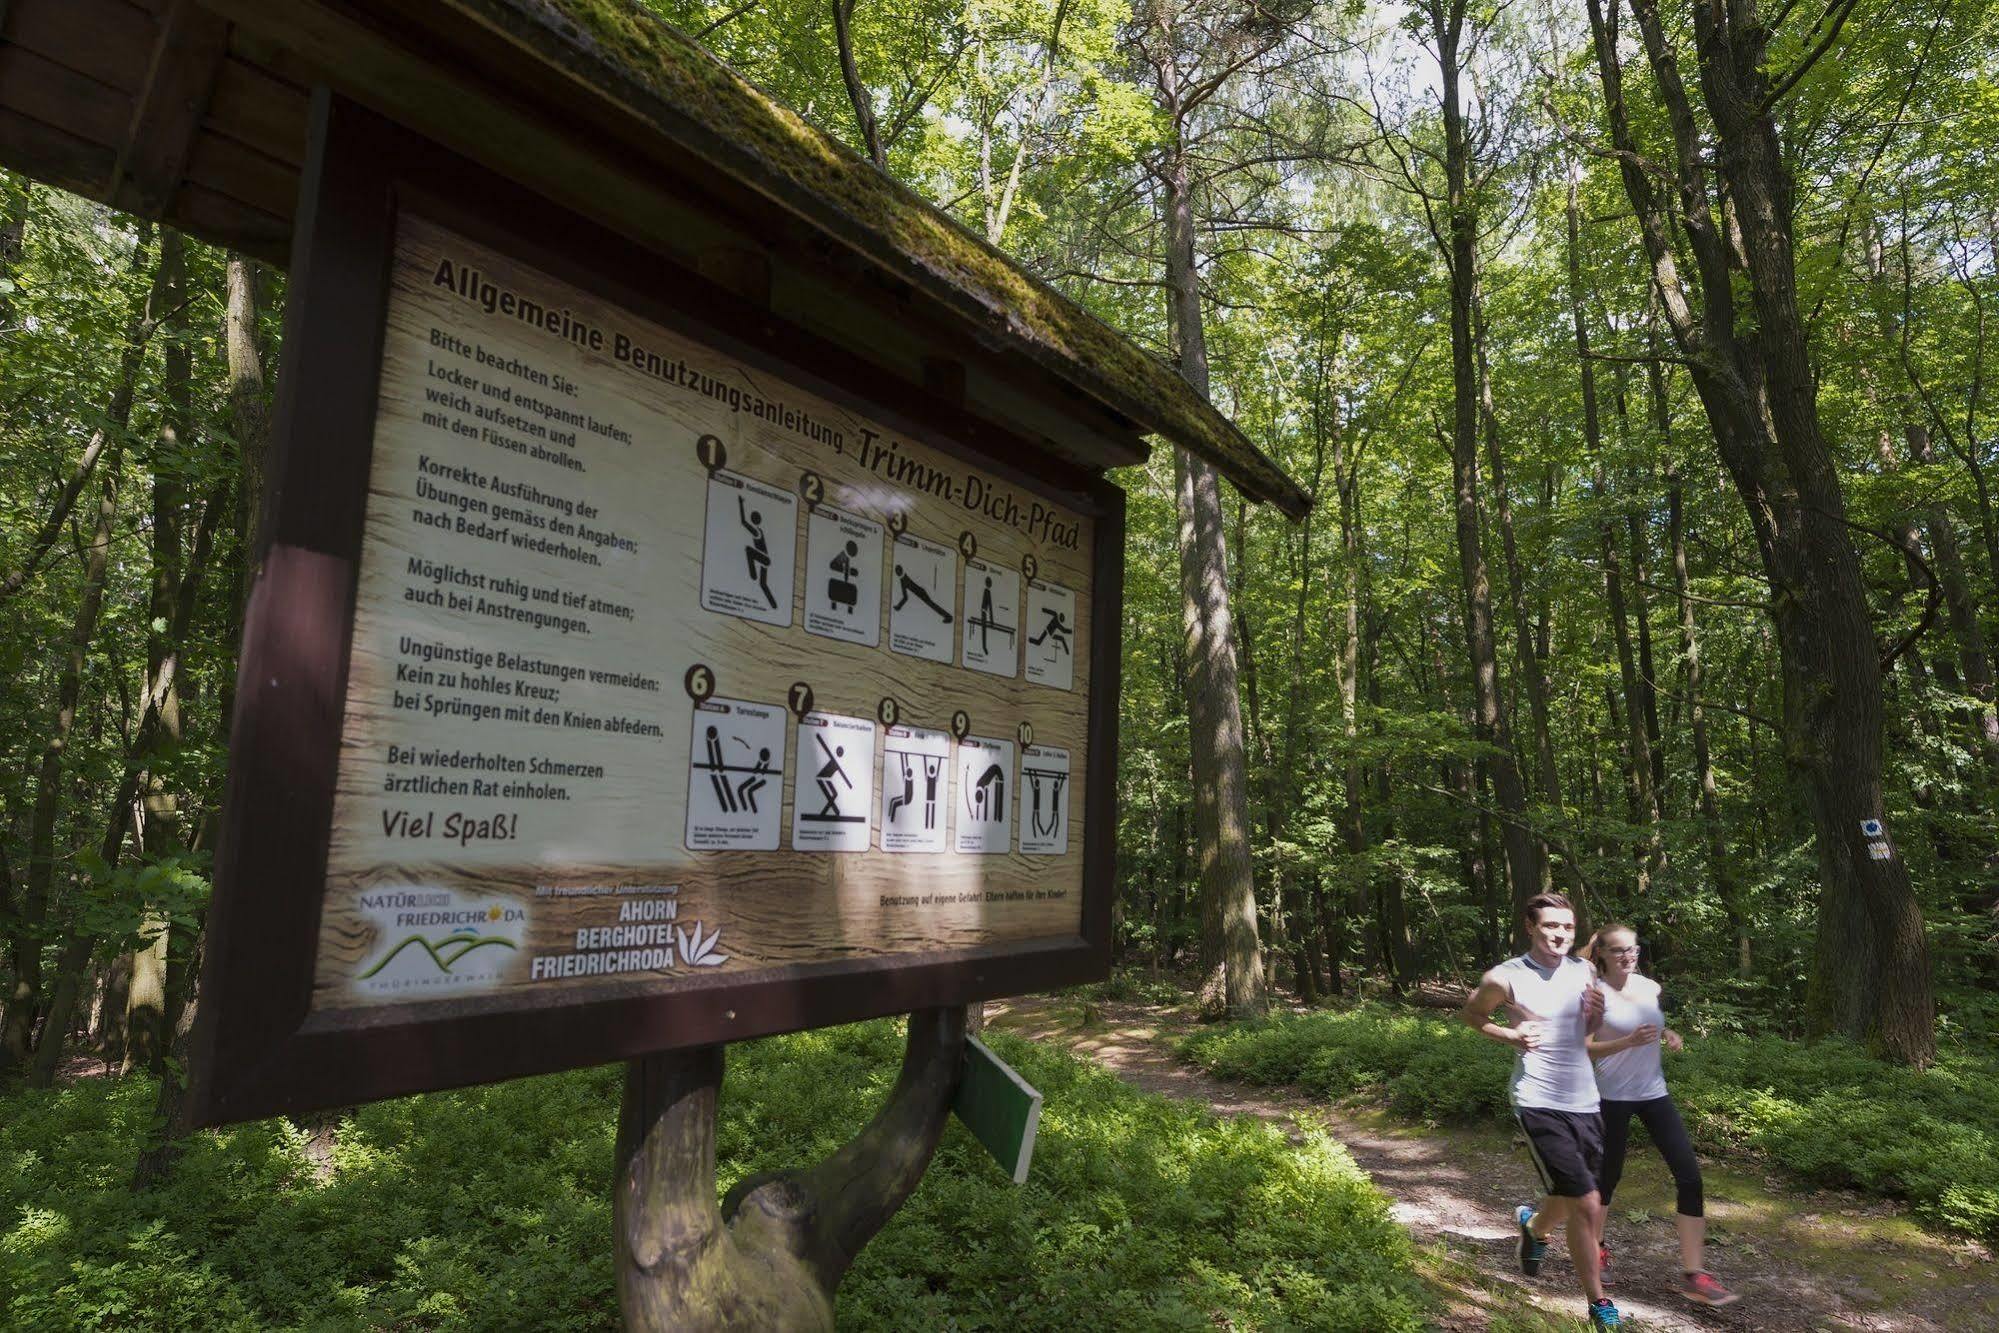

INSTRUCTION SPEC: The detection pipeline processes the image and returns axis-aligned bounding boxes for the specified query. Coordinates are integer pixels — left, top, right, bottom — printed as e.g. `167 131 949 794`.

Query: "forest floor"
987 993 1999 1333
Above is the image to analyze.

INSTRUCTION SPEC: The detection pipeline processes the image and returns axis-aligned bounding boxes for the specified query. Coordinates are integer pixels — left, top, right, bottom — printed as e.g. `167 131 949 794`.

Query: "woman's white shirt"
1593 972 1669 1102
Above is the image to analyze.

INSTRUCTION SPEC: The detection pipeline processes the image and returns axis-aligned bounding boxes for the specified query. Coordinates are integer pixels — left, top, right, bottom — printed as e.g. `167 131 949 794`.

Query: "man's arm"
1459 970 1536 1051
1581 960 1606 1034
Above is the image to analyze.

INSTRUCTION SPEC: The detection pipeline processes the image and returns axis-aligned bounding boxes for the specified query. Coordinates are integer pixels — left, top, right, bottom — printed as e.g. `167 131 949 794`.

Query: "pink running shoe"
1682 1271 1740 1306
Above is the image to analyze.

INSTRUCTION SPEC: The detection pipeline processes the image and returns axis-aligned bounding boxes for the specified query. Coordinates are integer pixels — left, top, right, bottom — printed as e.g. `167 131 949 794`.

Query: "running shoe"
1514 1204 1547 1276
1588 1297 1623 1329
1682 1271 1740 1306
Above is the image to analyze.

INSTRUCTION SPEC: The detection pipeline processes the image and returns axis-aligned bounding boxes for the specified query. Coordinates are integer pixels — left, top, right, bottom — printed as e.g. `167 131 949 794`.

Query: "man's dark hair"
1522 892 1575 925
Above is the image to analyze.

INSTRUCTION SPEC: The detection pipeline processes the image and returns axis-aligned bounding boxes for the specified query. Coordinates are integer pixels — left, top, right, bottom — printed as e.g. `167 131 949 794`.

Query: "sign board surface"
192 99 1118 1123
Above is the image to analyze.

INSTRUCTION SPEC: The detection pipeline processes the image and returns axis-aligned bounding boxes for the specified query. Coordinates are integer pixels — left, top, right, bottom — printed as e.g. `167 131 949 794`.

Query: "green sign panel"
953 1036 1043 1184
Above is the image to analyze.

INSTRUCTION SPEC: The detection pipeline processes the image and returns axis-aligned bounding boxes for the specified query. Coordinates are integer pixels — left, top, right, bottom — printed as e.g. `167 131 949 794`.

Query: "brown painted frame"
188 92 1121 1128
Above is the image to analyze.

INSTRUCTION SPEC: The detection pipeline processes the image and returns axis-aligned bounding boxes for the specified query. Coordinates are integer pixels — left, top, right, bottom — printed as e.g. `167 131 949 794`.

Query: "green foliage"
1 1021 1428 1329
1065 968 1187 1005
1180 1004 1999 1240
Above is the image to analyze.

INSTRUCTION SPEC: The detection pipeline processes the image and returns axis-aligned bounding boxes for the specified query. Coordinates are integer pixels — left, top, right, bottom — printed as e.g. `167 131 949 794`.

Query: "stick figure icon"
967 762 1006 822
888 753 915 824
738 497 777 609
971 575 1016 654
804 735 862 823
694 724 779 817
735 745 771 814
1029 605 1072 656
893 562 952 622
922 756 941 828
1025 766 1066 838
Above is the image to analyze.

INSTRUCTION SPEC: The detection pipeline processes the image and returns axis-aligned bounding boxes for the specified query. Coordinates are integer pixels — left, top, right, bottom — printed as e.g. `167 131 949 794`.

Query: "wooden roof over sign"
0 0 1311 518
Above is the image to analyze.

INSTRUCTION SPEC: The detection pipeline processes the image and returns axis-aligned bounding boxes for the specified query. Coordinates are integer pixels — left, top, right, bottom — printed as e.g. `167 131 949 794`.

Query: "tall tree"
1415 0 1545 914
1132 0 1309 1017
1 226 162 1072
1584 0 1934 1061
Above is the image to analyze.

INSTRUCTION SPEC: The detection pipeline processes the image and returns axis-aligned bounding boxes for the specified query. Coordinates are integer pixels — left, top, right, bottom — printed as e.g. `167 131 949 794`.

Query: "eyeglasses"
1604 945 1641 956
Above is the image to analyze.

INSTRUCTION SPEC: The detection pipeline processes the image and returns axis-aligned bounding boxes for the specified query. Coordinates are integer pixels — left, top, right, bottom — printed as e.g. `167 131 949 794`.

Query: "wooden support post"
616 1006 966 1330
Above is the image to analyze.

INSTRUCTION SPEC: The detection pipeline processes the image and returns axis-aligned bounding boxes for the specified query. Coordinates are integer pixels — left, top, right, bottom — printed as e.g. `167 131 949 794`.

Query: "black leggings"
1599 1095 1703 1218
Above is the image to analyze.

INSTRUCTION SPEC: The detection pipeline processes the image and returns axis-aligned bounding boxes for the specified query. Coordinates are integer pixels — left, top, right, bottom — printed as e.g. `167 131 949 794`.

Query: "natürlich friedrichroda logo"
353 887 528 997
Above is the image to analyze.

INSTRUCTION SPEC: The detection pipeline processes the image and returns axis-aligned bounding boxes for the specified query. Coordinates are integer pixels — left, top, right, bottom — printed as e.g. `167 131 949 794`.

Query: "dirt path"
987 995 1998 1333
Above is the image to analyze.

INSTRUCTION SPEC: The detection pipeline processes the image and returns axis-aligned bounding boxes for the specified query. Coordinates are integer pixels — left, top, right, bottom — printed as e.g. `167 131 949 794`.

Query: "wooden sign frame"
189 94 1121 1127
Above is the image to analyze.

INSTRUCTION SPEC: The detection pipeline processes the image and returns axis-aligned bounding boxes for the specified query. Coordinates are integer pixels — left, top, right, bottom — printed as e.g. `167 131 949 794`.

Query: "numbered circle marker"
1021 553 1039 582
798 470 825 508
684 663 716 702
1017 720 1034 748
887 510 908 537
788 681 816 719
957 531 978 561
695 434 727 473
950 708 971 741
878 696 900 727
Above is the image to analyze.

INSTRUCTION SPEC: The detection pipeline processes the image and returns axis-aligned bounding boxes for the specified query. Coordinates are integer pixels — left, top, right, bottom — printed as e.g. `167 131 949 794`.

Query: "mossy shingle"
460 0 1309 517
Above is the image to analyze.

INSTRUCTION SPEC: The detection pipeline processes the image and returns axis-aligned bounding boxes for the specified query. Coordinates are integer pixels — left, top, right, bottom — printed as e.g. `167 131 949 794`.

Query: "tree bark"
831 0 886 170
131 935 202 1190
1159 87 1263 1019
1429 0 1542 917
126 229 192 1077
617 1009 965 1329
1586 0 1933 1061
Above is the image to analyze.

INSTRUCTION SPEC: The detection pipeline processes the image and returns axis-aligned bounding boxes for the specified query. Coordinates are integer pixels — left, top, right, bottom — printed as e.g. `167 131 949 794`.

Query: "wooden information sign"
190 98 1120 1126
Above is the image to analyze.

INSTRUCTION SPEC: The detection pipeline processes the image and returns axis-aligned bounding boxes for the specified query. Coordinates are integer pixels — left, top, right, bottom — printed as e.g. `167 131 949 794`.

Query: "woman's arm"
1586 1023 1659 1058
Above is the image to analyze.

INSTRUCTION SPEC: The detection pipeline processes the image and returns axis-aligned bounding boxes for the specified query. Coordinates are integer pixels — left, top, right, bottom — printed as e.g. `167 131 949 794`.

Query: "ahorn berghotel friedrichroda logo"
352 887 528 997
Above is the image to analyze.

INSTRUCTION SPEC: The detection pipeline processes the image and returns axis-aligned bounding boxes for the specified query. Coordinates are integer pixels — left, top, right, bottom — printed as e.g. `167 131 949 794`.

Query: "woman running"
1582 923 1739 1308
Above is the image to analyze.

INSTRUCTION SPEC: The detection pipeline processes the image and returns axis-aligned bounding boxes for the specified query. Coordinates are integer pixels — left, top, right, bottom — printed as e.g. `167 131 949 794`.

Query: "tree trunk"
1669 466 1748 976
1599 466 1664 893
1473 272 1563 892
617 1009 964 1329
1431 0 1542 914
1587 0 1933 1061
830 0 886 170
126 229 193 1077
1160 106 1263 1019
131 936 203 1190
1627 508 1668 808
2 227 162 1071
95 952 132 1065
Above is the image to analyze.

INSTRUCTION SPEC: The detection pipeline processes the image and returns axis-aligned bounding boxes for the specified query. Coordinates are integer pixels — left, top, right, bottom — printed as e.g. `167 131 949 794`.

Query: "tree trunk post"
617 1006 966 1329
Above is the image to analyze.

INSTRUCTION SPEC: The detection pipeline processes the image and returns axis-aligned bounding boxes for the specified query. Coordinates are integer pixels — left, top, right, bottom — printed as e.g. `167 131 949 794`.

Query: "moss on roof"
459 0 1309 518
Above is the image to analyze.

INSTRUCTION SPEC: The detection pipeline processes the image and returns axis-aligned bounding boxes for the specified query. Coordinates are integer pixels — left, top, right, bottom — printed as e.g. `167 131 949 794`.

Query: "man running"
1459 892 1619 1330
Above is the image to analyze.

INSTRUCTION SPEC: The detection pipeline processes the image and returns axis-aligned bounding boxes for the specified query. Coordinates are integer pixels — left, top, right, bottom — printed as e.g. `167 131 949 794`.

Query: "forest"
1 0 1996 1327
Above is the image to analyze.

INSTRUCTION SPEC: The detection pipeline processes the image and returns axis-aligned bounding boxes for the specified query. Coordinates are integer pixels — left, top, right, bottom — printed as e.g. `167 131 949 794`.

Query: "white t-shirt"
1593 973 1669 1102
1498 954 1601 1113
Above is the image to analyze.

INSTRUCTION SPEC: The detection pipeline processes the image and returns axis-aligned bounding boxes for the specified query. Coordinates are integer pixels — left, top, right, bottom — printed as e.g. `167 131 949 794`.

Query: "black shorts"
1516 1107 1604 1199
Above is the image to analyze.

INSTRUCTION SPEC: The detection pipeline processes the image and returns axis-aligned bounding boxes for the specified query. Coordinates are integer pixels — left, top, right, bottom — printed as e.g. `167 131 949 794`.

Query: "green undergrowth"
1178 1002 1999 1241
1 1021 1427 1329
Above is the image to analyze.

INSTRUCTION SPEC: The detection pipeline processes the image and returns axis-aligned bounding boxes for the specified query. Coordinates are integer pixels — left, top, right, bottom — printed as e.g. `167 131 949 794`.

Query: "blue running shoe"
1589 1297 1622 1329
1514 1204 1547 1275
